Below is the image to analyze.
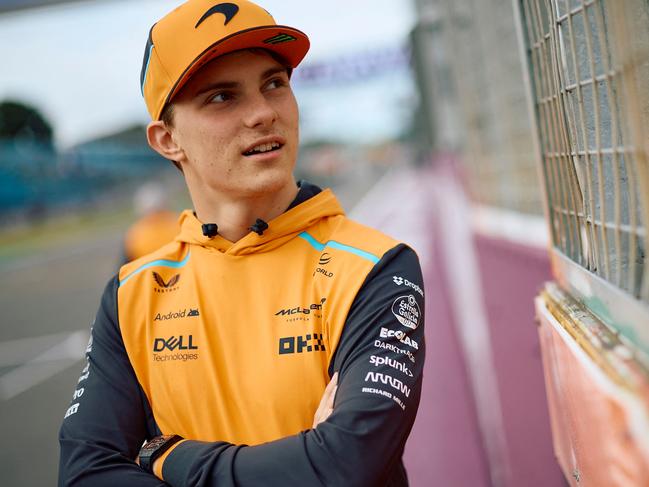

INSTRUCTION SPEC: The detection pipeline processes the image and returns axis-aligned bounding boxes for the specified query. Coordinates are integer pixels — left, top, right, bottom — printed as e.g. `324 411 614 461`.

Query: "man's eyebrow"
194 81 240 97
261 66 289 79
192 67 287 97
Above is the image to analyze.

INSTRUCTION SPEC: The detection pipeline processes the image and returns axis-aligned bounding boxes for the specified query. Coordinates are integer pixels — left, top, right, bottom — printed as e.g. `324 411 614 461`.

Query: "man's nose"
243 94 278 129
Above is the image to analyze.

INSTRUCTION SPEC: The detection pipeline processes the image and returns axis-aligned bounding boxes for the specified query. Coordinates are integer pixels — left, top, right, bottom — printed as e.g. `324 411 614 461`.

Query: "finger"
322 372 338 402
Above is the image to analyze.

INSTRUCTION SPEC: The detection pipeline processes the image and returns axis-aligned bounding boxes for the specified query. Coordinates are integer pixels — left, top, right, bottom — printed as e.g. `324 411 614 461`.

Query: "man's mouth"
242 138 285 156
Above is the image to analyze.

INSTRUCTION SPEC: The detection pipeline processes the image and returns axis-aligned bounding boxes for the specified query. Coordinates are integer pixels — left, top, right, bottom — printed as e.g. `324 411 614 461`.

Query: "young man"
58 1 426 485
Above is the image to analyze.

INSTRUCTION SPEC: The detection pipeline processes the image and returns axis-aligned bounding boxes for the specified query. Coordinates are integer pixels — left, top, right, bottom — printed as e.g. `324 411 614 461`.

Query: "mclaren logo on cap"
195 2 240 28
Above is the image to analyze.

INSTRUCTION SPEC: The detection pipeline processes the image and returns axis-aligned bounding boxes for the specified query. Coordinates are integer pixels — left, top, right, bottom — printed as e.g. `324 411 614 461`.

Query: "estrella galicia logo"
279 333 326 355
275 298 326 317
152 272 180 293
392 295 421 330
319 253 332 265
153 335 198 352
195 3 239 28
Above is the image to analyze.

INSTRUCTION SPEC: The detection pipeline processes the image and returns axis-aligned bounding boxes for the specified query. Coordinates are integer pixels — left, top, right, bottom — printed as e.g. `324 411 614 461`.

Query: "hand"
313 372 338 428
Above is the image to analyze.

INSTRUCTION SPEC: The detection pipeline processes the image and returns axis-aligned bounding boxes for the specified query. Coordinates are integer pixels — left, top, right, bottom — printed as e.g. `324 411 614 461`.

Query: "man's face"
168 50 299 199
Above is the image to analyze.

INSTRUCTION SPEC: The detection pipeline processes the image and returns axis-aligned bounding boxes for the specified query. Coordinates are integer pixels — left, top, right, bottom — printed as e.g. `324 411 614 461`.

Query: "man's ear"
146 121 184 162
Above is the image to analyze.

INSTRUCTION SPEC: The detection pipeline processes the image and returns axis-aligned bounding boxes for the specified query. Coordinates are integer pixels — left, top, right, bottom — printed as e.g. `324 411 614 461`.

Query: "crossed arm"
58 245 425 487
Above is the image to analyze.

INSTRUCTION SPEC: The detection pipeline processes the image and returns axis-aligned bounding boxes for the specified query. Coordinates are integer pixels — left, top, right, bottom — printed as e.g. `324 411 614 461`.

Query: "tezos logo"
275 298 326 317
392 295 421 330
153 335 198 352
152 272 180 293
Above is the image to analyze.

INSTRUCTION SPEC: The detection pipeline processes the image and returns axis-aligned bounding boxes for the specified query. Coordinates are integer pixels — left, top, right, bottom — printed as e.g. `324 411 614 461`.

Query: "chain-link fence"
519 0 649 302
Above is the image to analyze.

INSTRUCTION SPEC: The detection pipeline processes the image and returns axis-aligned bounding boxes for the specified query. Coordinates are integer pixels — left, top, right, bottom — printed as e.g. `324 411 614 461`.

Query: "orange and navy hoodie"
59 182 425 487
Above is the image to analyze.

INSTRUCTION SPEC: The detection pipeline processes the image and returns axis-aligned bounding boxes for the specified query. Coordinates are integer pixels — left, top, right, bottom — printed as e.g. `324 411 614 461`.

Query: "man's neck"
191 181 299 242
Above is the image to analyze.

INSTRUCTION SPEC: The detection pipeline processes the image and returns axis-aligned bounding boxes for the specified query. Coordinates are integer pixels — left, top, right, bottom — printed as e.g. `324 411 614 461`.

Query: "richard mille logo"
152 272 180 293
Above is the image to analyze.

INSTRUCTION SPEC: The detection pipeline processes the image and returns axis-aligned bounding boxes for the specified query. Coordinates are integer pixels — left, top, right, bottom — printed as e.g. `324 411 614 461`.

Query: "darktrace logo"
152 272 180 293
154 308 200 321
152 335 199 362
278 333 326 355
275 298 326 318
195 3 239 28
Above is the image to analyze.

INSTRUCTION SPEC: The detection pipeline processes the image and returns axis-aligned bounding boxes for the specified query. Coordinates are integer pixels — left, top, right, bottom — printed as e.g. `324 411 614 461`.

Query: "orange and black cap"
140 0 310 120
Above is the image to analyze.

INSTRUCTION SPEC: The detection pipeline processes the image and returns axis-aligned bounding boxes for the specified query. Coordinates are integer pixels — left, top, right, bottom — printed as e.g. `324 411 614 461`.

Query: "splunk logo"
153 335 198 352
275 298 326 317
369 355 414 377
278 333 326 355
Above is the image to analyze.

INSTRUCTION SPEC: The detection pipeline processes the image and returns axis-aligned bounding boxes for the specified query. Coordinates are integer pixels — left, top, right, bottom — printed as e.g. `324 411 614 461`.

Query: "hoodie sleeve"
157 244 425 487
58 275 165 486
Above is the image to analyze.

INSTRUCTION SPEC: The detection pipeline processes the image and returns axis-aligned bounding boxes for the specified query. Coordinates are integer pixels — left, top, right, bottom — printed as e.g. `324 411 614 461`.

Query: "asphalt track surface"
0 230 124 487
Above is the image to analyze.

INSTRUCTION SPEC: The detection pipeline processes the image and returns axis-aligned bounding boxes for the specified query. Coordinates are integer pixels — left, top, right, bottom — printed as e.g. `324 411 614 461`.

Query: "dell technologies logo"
153 335 198 352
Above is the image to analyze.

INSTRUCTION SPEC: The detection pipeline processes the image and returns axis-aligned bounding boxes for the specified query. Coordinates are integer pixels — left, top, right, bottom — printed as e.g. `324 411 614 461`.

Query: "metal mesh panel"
520 0 649 300
436 0 543 215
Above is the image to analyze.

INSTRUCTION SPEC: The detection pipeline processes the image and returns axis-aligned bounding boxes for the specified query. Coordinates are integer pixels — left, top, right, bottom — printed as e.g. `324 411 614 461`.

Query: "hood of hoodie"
176 187 345 256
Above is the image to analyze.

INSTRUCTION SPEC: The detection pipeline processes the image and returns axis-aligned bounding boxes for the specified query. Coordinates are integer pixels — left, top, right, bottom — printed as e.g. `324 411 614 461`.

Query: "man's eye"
266 78 286 90
209 92 232 103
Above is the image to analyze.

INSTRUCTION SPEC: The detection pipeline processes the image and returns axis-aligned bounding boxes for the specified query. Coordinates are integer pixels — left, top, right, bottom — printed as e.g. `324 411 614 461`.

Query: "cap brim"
161 25 309 117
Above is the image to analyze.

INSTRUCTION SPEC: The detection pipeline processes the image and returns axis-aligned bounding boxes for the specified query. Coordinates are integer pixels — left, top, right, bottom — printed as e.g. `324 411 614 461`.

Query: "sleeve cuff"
154 439 188 480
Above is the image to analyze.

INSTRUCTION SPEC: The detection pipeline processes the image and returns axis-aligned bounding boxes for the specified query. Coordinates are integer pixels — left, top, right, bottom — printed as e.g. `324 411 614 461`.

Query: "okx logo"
279 333 326 355
152 272 180 293
153 335 198 352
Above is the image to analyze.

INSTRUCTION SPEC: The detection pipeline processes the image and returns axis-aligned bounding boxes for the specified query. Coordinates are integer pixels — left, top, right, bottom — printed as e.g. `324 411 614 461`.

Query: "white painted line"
0 330 89 401
436 176 513 487
0 332 74 367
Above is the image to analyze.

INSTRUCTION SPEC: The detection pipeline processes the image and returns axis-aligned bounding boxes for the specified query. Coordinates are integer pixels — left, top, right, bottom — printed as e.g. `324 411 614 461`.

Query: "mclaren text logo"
278 333 326 355
275 298 326 317
152 272 180 293
392 275 424 297
380 327 419 350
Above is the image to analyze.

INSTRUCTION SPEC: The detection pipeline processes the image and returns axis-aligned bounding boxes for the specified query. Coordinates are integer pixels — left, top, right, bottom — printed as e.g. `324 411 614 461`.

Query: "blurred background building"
1 0 648 486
